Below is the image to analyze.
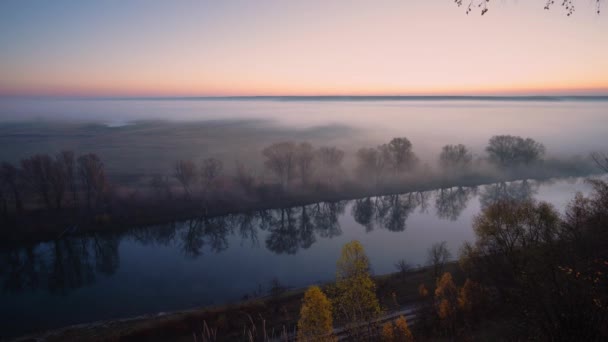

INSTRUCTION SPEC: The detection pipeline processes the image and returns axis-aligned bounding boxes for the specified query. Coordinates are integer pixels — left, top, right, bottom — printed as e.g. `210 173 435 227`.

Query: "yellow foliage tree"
297 286 335 342
435 272 458 332
418 283 429 298
381 322 395 341
380 316 414 342
334 240 381 333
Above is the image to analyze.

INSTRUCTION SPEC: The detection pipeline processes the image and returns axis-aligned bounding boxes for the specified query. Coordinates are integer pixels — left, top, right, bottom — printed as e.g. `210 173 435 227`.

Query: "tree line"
0 152 107 214
1 133 586 237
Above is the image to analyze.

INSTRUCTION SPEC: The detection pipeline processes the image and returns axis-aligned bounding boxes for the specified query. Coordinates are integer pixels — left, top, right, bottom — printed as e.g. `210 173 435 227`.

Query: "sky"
0 0 607 97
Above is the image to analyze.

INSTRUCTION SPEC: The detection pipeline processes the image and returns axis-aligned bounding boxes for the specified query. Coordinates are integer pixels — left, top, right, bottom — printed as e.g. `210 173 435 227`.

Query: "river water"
0 176 604 337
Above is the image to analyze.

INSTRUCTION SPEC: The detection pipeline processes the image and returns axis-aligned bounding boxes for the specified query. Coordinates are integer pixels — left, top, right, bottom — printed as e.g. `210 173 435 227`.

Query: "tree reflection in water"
0 182 542 295
352 192 429 232
0 234 120 294
479 180 539 209
435 186 477 221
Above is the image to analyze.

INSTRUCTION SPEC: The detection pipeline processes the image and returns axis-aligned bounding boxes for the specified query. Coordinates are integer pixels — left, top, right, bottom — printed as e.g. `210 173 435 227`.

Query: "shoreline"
2 170 602 246
10 263 461 342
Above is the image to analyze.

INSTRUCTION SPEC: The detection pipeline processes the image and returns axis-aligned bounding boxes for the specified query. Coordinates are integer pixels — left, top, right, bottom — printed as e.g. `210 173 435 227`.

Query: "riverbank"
10 263 463 342
1 165 600 245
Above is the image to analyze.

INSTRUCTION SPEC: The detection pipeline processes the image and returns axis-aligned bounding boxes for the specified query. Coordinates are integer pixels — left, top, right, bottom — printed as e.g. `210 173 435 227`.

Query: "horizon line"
2 94 608 102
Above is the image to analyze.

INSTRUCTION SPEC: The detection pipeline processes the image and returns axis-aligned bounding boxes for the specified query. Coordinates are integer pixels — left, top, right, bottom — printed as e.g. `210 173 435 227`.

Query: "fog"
0 97 607 174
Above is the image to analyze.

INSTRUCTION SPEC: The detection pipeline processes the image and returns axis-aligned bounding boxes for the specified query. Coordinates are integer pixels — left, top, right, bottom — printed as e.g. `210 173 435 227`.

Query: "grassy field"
0 119 368 177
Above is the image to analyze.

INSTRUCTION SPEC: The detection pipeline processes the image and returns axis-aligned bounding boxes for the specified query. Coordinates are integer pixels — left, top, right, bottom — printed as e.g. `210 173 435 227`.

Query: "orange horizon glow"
1 1 607 97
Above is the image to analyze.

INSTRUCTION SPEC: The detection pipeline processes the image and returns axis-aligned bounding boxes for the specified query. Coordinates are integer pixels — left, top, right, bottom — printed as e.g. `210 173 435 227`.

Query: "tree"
316 146 345 185
317 146 345 169
427 241 452 279
174 159 197 198
58 150 77 206
200 157 223 190
470 200 559 279
21 153 70 209
234 161 256 194
454 0 601 16
334 240 381 336
356 147 385 185
0 162 23 211
439 144 472 170
435 272 459 334
384 137 418 173
591 152 608 172
297 286 336 342
297 143 315 186
78 153 107 209
262 142 298 189
381 316 414 342
20 154 54 209
460 187 608 340
49 154 68 209
486 135 545 167
457 279 484 319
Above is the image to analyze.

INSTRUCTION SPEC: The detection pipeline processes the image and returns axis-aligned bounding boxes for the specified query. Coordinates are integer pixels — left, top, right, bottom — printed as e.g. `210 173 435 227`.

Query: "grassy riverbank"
12 263 463 342
2 167 599 245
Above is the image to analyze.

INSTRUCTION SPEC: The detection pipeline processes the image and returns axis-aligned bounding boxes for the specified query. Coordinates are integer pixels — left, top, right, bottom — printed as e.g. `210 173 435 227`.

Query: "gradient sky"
1 0 607 96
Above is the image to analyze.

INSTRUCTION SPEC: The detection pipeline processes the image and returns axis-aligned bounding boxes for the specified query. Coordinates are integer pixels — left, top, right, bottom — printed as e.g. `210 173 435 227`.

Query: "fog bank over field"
0 97 607 177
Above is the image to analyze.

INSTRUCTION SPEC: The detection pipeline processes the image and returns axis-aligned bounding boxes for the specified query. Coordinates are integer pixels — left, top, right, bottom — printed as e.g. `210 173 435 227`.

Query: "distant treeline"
0 134 598 240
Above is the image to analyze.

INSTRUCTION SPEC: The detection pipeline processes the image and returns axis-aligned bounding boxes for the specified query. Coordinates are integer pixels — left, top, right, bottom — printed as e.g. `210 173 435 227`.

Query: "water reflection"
0 180 547 296
353 192 429 232
435 187 477 221
479 180 539 209
1 234 119 294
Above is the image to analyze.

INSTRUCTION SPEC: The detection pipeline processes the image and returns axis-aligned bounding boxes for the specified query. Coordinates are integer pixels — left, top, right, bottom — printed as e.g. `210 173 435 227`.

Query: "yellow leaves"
457 279 482 313
334 240 380 324
336 240 371 280
437 299 454 321
434 272 459 325
418 283 429 298
381 316 414 342
435 272 458 301
297 286 335 342
381 322 395 341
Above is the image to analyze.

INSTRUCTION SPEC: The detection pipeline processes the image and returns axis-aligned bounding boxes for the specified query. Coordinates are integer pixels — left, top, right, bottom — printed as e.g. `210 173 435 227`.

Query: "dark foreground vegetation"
13 175 608 341
0 134 599 243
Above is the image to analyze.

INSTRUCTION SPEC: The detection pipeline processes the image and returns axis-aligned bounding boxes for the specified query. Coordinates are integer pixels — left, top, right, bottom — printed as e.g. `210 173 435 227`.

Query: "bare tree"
439 144 473 170
455 0 601 16
21 154 54 209
262 142 298 189
591 152 608 172
234 161 256 194
0 162 23 212
317 146 345 185
395 258 412 277
486 135 545 167
317 146 345 168
58 150 77 206
427 241 452 278
297 143 315 185
78 153 107 209
383 137 418 173
201 157 223 191
356 147 386 185
49 156 67 209
174 159 198 198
